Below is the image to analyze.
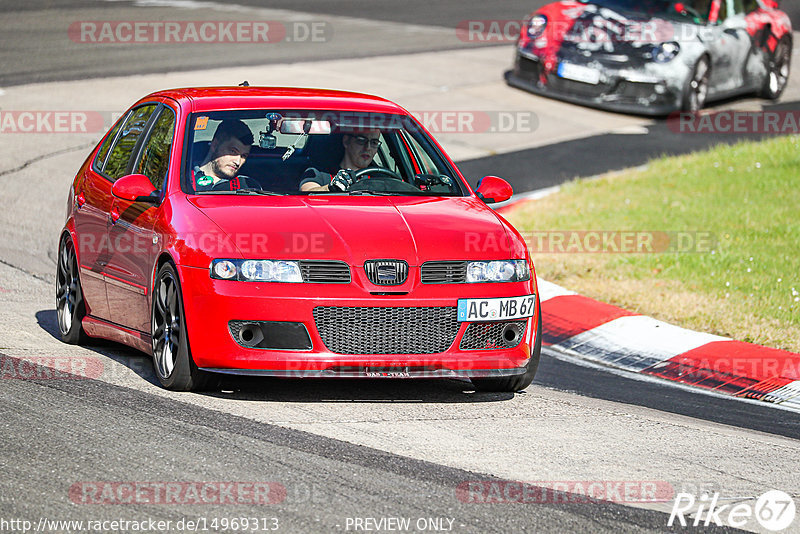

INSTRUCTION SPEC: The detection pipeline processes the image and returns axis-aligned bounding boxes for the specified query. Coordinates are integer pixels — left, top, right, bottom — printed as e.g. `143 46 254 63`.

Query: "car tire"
151 262 215 391
56 234 88 344
470 304 542 393
681 56 710 112
761 36 792 100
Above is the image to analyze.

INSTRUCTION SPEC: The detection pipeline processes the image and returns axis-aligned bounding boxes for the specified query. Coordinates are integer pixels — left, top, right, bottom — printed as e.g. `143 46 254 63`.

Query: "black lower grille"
517 55 542 79
421 261 466 284
460 320 527 350
313 306 459 354
299 261 350 283
550 76 612 98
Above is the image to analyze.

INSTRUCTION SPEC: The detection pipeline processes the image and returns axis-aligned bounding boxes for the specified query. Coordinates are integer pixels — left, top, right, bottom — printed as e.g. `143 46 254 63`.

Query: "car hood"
186 195 525 264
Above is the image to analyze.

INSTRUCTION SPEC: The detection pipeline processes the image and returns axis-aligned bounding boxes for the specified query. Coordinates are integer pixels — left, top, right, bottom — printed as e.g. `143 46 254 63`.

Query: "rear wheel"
761 37 792 100
151 262 214 391
471 306 542 393
682 57 710 112
56 234 88 344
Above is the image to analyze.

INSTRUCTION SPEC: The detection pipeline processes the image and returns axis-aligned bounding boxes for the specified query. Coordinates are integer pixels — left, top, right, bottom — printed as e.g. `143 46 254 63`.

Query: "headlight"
652 42 680 63
528 14 547 38
466 260 530 283
210 259 303 282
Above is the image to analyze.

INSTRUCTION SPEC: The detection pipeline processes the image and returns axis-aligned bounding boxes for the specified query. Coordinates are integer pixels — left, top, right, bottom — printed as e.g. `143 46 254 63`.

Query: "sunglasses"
349 135 382 149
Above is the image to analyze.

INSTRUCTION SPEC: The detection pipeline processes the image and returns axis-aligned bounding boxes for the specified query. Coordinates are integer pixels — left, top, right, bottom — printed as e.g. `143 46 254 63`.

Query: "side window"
103 104 157 181
742 0 759 13
400 131 438 175
94 112 128 172
133 107 175 191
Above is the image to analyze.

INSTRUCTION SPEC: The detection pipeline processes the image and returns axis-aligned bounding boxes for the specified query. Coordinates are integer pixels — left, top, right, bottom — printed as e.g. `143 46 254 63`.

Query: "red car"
506 0 792 114
57 87 542 392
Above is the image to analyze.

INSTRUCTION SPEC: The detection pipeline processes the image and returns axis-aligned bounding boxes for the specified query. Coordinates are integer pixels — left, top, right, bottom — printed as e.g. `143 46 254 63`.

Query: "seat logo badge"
364 260 409 286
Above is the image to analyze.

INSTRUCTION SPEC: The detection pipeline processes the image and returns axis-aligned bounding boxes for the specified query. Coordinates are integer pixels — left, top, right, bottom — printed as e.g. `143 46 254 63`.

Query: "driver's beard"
211 158 235 179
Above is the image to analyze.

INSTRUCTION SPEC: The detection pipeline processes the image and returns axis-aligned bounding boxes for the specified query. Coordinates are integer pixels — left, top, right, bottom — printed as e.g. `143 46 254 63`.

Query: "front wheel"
761 37 792 100
471 306 542 393
56 234 88 344
682 57 710 112
151 262 214 391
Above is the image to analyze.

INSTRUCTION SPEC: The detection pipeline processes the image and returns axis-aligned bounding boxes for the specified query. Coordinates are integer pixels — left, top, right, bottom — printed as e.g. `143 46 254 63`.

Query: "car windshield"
580 0 711 23
183 110 466 197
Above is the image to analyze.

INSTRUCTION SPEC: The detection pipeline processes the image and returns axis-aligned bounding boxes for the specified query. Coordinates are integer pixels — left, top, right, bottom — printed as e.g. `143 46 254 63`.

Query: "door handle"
109 205 121 225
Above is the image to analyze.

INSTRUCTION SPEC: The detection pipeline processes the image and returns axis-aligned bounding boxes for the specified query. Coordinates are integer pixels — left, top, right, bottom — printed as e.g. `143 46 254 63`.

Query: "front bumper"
506 51 684 116
178 265 538 378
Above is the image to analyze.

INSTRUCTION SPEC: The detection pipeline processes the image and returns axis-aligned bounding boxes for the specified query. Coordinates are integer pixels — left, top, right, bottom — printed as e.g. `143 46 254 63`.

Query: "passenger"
299 129 381 192
192 119 260 191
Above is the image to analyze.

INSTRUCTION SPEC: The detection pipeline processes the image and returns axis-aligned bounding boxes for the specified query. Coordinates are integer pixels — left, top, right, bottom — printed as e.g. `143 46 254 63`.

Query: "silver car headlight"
210 259 303 282
528 14 547 39
653 42 680 63
466 260 530 283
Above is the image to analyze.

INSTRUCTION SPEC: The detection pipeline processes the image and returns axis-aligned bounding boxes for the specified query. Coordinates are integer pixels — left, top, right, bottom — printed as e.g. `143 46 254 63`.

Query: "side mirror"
112 174 159 204
475 176 513 204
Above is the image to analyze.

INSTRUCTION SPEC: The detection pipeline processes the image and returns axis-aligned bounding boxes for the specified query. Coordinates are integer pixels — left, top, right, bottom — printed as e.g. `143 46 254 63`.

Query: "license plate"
558 63 601 85
457 295 536 322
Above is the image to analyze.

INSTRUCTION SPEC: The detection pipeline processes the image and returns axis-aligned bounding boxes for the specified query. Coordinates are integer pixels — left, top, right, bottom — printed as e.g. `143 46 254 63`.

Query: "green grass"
506 135 800 352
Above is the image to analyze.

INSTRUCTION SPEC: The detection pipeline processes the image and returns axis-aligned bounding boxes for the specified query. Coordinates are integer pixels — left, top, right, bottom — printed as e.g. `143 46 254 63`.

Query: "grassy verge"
505 135 800 353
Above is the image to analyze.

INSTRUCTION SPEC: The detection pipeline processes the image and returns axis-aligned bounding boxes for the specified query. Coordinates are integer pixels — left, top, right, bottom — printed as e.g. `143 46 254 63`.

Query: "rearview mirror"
280 119 332 135
475 176 513 204
112 174 159 204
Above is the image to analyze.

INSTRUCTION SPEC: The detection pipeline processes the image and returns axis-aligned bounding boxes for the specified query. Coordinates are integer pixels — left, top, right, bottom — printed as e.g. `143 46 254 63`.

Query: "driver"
192 119 260 192
299 129 381 192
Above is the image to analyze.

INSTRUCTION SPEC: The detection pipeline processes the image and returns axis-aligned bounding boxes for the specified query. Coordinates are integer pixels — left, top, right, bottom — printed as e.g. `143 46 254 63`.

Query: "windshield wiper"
235 188 285 196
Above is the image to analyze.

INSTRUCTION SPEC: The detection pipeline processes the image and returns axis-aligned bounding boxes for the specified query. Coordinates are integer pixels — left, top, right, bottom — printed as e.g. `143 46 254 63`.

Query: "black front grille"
617 81 658 100
549 75 612 98
517 54 542 79
421 261 466 284
460 320 527 350
313 306 459 354
364 260 409 286
299 260 350 283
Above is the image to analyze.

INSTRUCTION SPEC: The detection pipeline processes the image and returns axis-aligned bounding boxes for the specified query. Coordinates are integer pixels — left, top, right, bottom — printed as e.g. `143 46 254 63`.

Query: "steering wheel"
348 167 421 193
353 167 403 181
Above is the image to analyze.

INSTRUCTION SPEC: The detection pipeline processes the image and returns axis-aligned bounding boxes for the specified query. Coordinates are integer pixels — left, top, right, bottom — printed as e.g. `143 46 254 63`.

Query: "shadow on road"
34 308 515 403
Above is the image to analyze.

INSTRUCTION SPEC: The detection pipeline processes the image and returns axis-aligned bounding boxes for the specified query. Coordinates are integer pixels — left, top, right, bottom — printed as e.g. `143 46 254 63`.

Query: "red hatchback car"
57 87 541 391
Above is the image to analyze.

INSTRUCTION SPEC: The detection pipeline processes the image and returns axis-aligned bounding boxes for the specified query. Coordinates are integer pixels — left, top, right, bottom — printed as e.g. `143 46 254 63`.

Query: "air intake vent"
421 261 467 284
364 260 409 286
298 260 351 283
313 306 458 354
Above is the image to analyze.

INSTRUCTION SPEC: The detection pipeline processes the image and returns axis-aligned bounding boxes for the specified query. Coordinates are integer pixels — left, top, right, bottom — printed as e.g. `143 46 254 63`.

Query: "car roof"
145 87 409 115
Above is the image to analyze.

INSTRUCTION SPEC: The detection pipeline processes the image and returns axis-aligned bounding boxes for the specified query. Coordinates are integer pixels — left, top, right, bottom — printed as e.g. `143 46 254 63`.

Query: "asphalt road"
3 0 798 87
2 368 720 534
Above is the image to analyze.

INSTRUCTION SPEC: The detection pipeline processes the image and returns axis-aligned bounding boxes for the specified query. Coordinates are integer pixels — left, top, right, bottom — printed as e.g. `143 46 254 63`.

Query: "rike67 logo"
669 490 796 531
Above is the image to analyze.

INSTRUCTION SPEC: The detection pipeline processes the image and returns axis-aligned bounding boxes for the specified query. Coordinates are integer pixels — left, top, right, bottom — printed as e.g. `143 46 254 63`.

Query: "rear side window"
94 112 127 171
103 104 157 181
133 107 175 191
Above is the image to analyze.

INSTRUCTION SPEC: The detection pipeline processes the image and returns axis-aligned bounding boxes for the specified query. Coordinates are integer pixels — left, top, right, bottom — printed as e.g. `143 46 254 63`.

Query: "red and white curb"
536 278 800 412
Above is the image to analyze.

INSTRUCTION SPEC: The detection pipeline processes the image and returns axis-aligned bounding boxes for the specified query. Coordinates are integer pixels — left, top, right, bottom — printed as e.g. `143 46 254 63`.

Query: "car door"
106 104 176 332
707 0 752 94
73 114 128 321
